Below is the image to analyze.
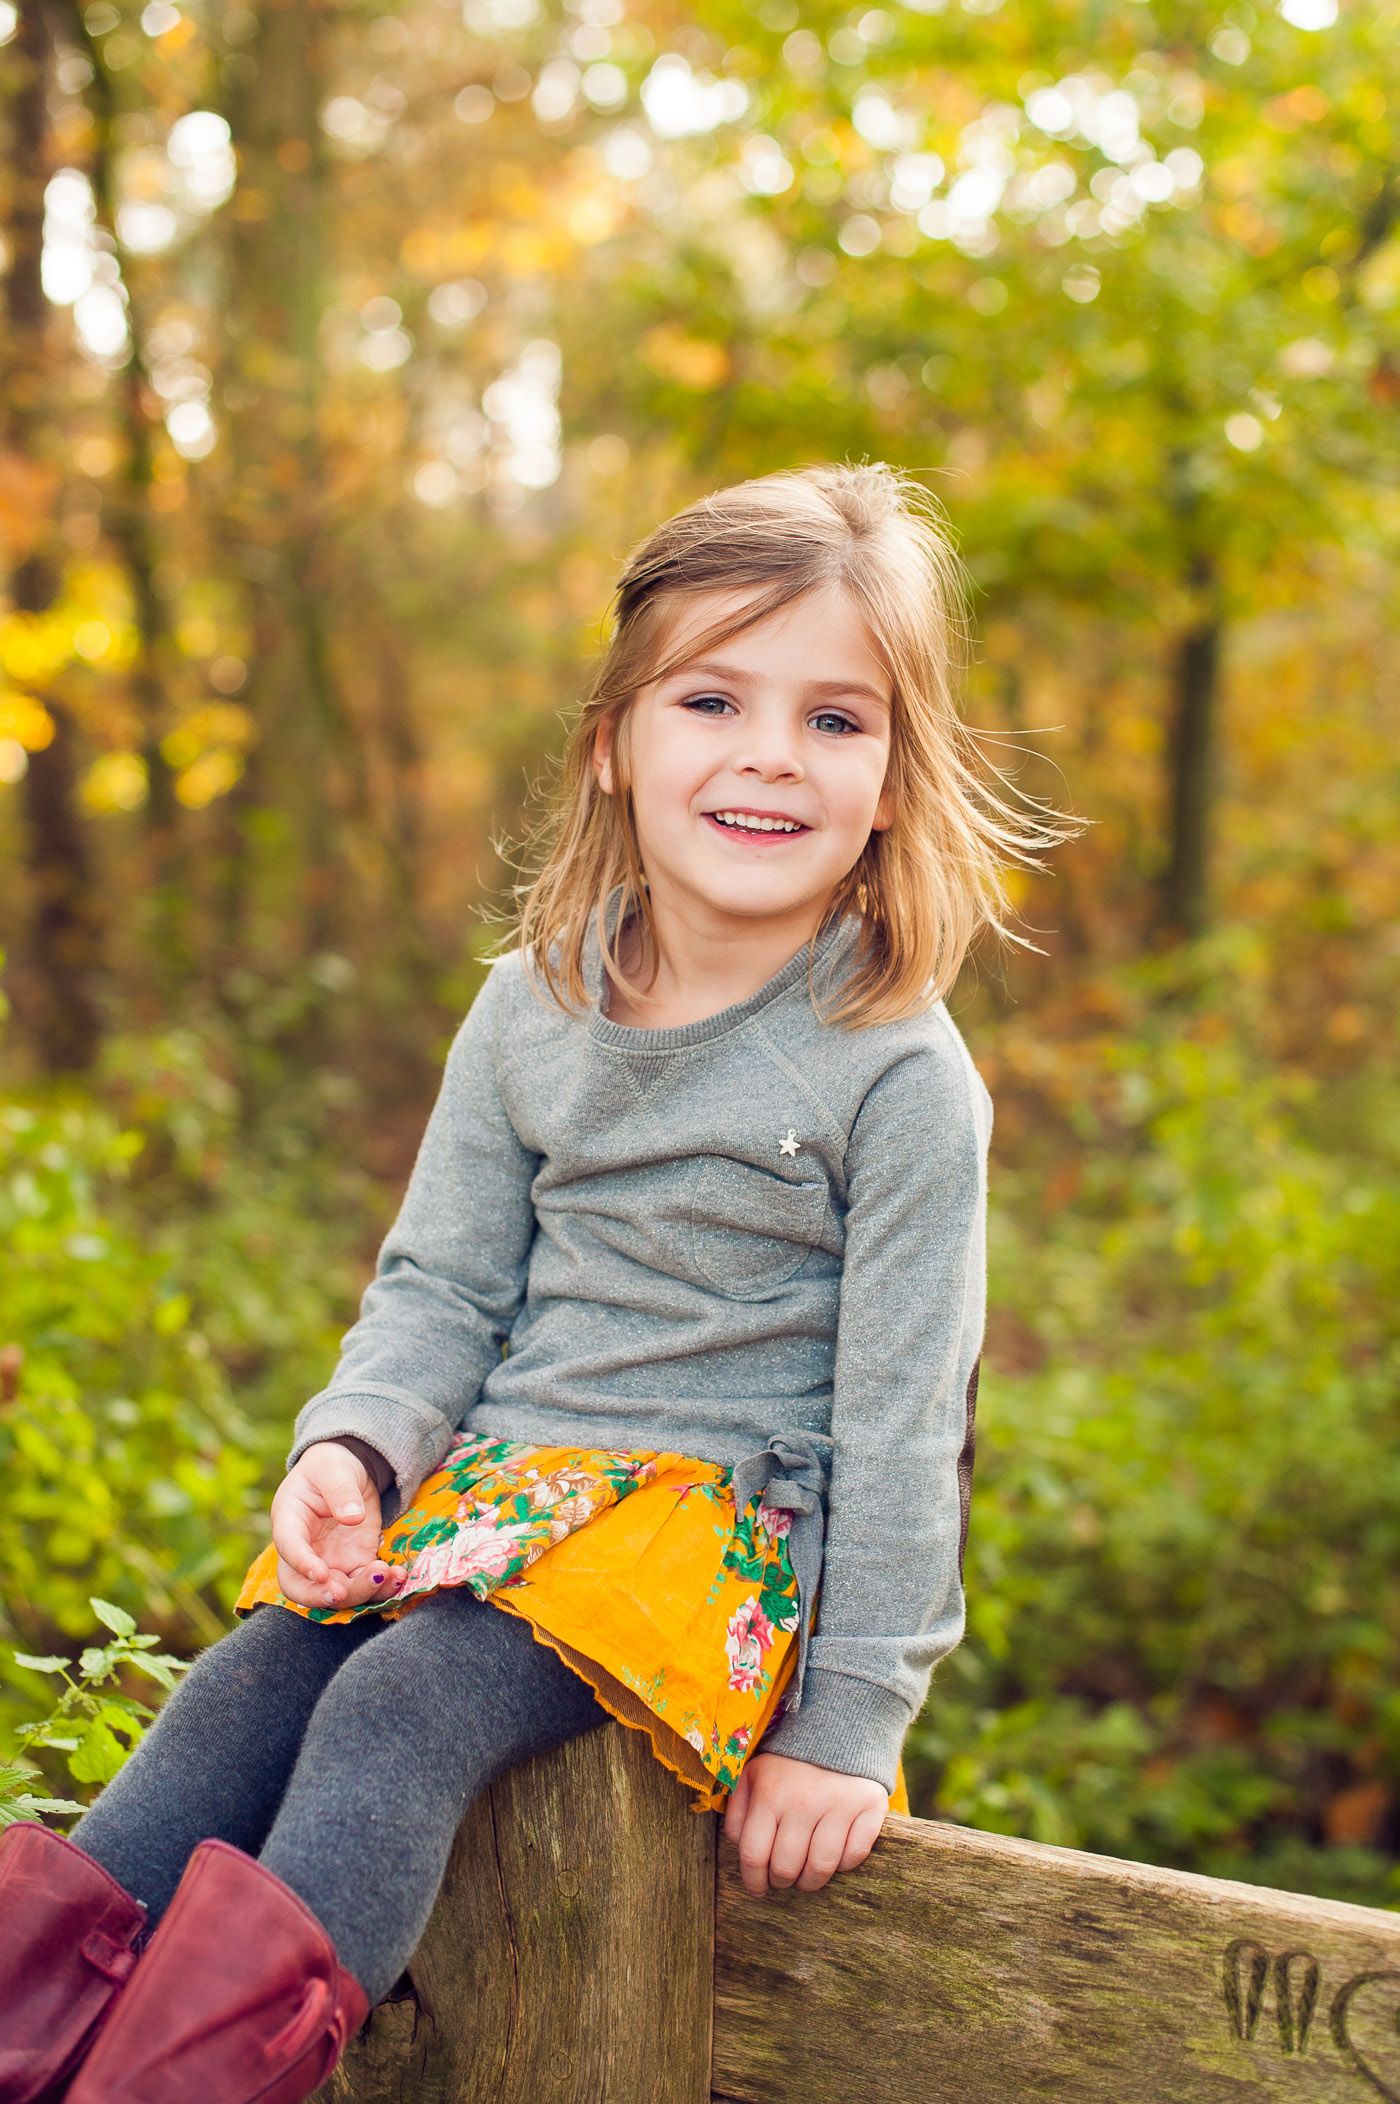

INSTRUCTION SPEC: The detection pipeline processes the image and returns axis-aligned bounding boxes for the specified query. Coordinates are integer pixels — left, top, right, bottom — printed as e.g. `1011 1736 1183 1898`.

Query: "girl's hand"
270 1442 405 1611
722 1751 889 1896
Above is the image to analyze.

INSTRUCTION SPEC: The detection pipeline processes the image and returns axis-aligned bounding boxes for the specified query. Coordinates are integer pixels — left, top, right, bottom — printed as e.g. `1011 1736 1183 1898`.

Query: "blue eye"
681 695 860 735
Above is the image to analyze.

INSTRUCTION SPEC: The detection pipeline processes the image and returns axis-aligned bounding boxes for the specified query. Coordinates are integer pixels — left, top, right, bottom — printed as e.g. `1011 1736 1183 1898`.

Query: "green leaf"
0 1799 89 1828
95 1700 149 1738
124 1654 178 1691
11 1654 71 1675
68 1719 130 1786
89 1598 137 1639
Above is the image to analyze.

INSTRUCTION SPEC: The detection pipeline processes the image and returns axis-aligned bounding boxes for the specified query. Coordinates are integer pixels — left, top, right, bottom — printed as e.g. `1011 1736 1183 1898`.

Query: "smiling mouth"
702 811 810 843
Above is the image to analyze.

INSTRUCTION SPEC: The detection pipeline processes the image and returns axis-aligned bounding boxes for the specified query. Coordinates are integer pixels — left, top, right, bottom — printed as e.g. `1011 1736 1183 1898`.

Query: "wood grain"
713 1810 1400 2102
311 1724 1400 2102
315 1717 714 2103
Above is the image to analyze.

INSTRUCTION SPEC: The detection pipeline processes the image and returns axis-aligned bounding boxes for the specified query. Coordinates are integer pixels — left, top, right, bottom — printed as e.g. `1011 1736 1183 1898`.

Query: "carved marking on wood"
1224 1939 1271 2041
1329 1969 1400 2103
1275 1950 1322 2054
1224 1943 1400 2096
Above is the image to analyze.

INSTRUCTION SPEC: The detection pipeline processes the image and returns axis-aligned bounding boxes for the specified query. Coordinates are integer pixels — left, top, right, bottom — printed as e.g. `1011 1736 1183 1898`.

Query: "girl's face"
593 583 894 940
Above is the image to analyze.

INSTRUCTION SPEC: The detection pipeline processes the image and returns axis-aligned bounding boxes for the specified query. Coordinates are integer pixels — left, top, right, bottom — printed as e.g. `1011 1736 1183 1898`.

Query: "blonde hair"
494 460 1081 1029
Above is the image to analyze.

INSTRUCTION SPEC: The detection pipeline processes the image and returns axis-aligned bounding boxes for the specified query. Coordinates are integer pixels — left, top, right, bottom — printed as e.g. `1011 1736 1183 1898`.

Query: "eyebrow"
667 659 891 710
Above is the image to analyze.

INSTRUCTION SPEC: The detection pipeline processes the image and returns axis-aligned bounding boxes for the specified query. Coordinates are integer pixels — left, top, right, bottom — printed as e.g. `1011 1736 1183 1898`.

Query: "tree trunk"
58 0 189 1011
216 0 361 1016
4 0 106 1073
1158 547 1223 942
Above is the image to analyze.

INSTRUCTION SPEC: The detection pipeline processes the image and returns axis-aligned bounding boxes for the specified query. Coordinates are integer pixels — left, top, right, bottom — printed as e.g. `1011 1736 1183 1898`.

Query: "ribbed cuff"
287 1391 452 1530
756 1666 915 1793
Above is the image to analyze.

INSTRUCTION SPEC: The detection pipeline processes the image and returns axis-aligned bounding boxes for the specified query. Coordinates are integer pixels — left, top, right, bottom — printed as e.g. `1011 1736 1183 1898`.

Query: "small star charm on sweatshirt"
779 1128 801 1157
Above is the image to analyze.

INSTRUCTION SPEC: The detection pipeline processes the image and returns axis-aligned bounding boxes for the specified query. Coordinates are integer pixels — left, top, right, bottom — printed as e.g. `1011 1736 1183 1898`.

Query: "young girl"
0 461 1073 2104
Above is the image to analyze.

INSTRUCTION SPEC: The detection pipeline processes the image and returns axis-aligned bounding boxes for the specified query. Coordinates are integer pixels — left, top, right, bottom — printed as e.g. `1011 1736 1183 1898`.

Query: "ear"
871 783 894 833
593 715 615 797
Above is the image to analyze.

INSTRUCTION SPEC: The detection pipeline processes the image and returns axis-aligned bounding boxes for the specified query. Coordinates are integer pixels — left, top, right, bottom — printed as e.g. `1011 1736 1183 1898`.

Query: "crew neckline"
584 889 861 1053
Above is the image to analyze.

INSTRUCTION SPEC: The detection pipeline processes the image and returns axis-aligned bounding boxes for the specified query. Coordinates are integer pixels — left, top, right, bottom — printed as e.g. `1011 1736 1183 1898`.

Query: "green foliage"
0 1085 257 1632
0 989 387 1773
1 1596 190 1828
907 936 1400 1910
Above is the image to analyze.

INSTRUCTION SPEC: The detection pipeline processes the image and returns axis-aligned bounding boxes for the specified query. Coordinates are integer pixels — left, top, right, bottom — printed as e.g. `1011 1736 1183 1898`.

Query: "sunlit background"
1 0 1396 1903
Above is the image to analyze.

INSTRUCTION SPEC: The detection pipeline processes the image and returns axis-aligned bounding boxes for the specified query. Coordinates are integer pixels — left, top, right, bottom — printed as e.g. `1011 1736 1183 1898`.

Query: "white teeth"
711 811 802 833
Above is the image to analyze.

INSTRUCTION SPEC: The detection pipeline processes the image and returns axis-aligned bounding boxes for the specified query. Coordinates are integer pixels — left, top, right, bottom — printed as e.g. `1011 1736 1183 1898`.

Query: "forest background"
1 0 1397 1907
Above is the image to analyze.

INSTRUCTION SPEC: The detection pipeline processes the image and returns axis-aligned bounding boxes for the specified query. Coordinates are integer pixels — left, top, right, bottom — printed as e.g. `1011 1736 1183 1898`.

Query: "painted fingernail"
371 1573 384 1585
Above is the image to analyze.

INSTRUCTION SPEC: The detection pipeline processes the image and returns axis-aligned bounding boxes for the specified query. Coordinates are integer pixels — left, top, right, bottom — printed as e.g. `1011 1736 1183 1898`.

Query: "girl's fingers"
272 1520 328 1587
275 1555 326 1607
270 1466 392 1608
736 1801 779 1898
723 1763 751 1844
765 1809 813 1893
333 1559 407 1608
839 1803 888 1871
270 1483 331 1584
796 1808 854 1891
275 1554 404 1611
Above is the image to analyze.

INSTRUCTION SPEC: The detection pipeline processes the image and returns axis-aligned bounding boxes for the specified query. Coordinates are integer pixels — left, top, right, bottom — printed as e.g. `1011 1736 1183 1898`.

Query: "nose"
732 707 804 782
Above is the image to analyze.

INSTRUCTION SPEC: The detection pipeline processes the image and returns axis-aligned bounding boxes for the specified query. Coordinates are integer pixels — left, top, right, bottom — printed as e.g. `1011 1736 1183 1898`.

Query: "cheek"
648 731 713 803
826 754 889 829
629 741 703 826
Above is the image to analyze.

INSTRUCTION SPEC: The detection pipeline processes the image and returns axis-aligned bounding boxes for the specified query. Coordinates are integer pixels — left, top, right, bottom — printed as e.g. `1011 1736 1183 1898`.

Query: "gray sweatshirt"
289 895 993 1792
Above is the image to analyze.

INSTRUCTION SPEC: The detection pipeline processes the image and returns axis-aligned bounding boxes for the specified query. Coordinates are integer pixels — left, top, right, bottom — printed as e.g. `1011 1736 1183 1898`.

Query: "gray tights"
69 1588 609 2005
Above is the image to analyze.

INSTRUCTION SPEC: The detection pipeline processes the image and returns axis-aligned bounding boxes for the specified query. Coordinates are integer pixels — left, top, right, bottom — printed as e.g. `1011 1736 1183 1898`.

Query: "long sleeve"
758 1025 992 1792
286 961 541 1528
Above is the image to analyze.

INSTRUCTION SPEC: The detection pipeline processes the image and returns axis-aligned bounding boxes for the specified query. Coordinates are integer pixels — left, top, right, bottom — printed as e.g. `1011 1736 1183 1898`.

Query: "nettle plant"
1 1596 189 1828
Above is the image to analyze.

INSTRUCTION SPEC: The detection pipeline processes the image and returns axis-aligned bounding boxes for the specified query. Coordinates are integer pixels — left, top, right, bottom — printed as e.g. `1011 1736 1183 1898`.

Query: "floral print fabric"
234 1428 910 1815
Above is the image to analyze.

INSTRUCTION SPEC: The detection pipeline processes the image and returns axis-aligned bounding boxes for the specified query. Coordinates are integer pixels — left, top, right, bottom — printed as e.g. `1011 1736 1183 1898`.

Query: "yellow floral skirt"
234 1427 909 1817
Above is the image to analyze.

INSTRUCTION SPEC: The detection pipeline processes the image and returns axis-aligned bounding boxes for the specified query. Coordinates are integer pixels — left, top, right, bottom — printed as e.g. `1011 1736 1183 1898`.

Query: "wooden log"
315 1717 714 2104
713 1810 1400 2102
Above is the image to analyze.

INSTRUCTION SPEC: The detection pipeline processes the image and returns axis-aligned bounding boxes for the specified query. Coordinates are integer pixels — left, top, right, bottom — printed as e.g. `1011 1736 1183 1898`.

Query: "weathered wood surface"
313 1720 1400 2103
315 1718 714 2104
713 1810 1400 2103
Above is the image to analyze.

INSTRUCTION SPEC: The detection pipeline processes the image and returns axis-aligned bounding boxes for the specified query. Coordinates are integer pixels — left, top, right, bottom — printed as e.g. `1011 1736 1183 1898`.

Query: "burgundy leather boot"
0 1819 148 2104
66 1838 370 2104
